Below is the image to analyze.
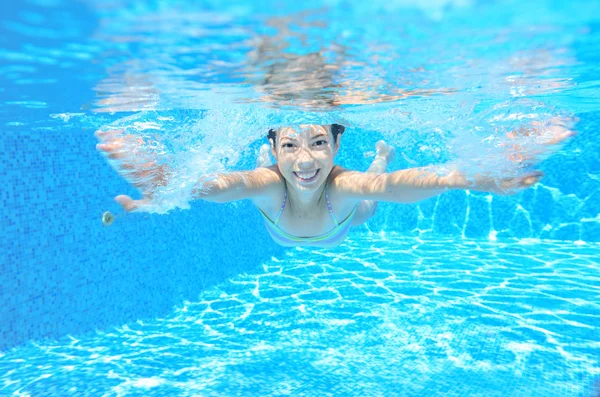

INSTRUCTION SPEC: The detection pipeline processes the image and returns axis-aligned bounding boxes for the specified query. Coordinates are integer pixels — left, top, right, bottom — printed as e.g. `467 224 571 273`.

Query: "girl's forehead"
279 125 329 139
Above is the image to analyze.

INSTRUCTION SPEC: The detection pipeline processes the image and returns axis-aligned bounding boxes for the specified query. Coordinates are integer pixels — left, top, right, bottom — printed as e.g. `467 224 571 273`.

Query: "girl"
96 121 574 247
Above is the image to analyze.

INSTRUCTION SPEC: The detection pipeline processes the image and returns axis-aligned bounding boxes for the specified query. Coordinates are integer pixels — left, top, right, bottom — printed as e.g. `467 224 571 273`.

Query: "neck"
286 181 327 215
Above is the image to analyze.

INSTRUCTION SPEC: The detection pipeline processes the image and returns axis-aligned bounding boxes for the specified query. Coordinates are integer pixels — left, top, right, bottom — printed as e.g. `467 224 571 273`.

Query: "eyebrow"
279 133 328 143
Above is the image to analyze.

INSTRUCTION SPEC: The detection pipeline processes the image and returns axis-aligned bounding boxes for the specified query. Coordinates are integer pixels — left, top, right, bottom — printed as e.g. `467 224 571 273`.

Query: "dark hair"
268 124 345 145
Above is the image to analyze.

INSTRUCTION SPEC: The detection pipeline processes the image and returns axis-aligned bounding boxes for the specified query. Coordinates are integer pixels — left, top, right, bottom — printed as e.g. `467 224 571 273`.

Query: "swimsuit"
258 188 357 248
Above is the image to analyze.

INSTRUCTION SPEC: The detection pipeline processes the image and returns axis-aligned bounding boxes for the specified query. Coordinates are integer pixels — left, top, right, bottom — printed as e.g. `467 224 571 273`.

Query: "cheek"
316 150 334 164
277 154 294 169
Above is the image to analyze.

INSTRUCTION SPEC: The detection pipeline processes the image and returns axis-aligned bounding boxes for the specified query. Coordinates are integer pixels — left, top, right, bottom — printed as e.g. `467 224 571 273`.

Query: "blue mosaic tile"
464 193 492 239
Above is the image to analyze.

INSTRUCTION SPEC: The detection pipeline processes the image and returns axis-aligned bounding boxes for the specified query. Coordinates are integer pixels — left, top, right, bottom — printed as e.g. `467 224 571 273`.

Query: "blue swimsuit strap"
273 190 287 225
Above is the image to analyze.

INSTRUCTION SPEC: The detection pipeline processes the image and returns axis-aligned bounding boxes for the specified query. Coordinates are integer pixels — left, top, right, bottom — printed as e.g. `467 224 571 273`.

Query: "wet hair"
268 124 345 145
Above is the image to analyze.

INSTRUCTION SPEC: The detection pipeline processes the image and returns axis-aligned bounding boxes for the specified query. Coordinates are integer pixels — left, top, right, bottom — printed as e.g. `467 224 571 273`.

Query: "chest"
276 206 337 237
275 195 354 237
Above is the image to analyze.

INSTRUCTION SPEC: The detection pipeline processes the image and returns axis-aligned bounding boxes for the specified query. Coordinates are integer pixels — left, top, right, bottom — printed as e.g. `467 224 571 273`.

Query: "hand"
450 116 576 195
96 129 169 212
449 170 545 196
504 116 577 165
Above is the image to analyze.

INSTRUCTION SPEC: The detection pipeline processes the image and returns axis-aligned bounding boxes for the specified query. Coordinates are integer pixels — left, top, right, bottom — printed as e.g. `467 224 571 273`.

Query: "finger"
98 147 159 184
549 116 576 126
506 118 577 144
97 137 149 160
116 161 157 171
96 142 123 151
541 126 576 145
95 131 144 149
115 195 150 212
96 141 129 160
95 129 124 141
506 125 533 139
116 166 151 185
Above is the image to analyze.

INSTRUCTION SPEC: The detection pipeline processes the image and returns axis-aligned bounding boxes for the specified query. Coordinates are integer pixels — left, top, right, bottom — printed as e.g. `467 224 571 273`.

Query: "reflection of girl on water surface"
95 15 576 247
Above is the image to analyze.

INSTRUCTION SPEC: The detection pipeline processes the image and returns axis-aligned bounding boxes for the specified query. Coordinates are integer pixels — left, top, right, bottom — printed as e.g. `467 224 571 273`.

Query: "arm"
332 168 452 204
192 166 282 204
113 166 282 212
332 115 575 204
331 167 543 204
96 129 282 212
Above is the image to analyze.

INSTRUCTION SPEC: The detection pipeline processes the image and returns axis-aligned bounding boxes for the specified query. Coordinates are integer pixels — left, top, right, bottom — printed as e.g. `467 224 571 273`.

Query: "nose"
296 148 315 169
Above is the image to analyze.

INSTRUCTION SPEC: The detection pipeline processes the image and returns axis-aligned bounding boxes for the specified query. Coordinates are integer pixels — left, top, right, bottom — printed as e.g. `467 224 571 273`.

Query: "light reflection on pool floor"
2 236 599 397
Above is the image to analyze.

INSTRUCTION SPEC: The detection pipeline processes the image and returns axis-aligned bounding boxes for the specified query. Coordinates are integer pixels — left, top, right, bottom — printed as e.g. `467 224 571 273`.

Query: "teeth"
295 170 318 179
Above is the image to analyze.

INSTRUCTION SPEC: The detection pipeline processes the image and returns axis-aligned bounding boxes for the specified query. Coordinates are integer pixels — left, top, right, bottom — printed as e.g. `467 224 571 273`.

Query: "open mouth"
293 169 320 183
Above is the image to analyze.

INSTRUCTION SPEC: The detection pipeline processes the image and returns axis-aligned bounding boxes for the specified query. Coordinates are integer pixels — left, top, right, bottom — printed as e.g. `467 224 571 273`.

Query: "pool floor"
2 236 599 396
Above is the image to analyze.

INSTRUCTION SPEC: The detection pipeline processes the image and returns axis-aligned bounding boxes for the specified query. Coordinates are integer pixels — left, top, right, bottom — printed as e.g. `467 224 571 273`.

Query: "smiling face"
271 124 340 192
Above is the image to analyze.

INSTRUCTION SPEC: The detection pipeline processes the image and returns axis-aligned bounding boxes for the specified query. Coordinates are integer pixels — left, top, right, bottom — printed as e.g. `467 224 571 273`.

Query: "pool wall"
0 124 285 351
2 112 597 352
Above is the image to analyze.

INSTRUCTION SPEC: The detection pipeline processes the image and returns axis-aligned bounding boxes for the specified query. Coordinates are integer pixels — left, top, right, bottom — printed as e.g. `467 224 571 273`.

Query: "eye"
282 143 295 149
313 140 328 146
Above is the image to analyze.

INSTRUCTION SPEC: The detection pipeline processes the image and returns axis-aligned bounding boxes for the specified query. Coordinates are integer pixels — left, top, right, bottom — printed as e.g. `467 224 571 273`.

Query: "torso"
252 165 358 238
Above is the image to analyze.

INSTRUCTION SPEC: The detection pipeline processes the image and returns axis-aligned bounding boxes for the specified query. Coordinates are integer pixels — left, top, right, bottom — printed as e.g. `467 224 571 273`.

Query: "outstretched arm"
96 129 281 212
333 116 575 203
192 166 281 204
115 167 280 212
333 166 543 203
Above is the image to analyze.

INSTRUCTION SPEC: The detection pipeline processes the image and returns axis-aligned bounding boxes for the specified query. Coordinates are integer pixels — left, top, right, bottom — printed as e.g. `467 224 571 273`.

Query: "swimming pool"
1 0 599 396
2 237 600 396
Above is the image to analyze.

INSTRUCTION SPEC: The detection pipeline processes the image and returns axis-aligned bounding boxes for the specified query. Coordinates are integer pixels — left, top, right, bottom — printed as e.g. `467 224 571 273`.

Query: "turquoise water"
2 0 600 395
2 237 599 396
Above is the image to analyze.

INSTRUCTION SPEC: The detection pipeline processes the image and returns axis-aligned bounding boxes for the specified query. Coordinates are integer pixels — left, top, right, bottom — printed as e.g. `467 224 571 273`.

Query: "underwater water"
2 237 600 396
1 0 600 396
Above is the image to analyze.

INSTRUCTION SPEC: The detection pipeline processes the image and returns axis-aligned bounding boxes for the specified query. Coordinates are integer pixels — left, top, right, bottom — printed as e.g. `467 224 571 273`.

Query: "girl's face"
272 125 340 192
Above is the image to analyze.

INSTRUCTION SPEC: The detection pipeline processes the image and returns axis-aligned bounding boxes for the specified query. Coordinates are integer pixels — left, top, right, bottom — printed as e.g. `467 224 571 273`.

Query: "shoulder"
250 165 286 215
329 166 386 200
246 165 285 196
247 165 284 187
329 166 368 193
325 166 369 218
327 166 362 203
